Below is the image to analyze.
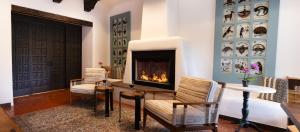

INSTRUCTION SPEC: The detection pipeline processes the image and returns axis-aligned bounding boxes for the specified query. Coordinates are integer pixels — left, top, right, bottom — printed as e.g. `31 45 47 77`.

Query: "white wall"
276 0 300 78
0 0 13 105
178 0 216 79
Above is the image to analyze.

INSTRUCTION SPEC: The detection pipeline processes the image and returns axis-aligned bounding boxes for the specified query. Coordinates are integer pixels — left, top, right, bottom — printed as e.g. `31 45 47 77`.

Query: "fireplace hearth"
132 50 175 90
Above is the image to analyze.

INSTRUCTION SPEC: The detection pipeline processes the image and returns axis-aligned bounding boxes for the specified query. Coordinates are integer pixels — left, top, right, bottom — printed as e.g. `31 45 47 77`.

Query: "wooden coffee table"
119 91 144 130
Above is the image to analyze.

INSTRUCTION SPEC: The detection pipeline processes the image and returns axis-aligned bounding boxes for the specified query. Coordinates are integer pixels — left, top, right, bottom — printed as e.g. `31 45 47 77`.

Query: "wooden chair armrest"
70 78 84 86
172 102 218 108
217 81 226 88
70 78 84 82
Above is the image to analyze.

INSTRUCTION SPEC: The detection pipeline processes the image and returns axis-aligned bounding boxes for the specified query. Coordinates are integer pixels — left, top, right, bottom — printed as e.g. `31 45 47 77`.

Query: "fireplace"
132 50 175 90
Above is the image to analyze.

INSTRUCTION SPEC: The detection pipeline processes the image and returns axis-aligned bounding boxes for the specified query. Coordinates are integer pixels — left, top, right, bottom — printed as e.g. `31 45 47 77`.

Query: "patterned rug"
13 100 168 132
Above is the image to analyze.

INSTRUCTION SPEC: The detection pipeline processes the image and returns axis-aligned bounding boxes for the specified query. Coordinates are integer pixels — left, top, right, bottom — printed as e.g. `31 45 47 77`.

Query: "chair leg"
143 108 147 129
69 92 72 105
110 90 113 111
212 124 218 132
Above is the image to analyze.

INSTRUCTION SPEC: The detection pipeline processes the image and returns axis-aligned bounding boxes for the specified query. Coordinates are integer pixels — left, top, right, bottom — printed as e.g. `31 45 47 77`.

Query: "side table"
119 91 144 130
95 85 114 117
227 83 276 132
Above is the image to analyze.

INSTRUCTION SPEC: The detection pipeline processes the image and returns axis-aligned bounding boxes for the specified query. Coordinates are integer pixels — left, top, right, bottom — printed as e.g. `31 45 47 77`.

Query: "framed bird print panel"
213 0 280 84
110 12 131 79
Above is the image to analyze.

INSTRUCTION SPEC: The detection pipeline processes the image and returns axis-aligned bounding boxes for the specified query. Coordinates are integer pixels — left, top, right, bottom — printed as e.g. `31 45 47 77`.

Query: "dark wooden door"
12 14 81 97
66 25 82 88
29 20 51 94
48 22 66 90
12 17 32 96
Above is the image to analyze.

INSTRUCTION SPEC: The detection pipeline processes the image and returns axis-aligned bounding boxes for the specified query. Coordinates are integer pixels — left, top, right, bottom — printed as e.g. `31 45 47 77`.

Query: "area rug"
13 101 168 132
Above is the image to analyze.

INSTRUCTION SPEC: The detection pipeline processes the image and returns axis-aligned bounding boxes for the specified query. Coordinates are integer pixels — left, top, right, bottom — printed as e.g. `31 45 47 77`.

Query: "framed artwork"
221 58 233 73
253 21 268 38
252 40 266 57
235 41 249 57
110 12 131 79
254 1 269 20
237 5 251 21
213 0 279 83
222 25 235 40
236 23 250 39
221 41 234 57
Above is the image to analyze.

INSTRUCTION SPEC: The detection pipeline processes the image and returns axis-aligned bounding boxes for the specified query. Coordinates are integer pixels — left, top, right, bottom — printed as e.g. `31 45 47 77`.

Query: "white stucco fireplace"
123 37 187 90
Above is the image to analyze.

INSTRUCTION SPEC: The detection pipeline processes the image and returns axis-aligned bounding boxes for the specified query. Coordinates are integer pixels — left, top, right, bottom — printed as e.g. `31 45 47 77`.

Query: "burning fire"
139 71 168 83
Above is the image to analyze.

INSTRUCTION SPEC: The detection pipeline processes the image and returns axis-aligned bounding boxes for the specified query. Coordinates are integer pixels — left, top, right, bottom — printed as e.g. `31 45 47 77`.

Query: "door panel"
12 18 32 96
30 22 51 94
66 25 82 88
48 23 66 90
12 14 82 97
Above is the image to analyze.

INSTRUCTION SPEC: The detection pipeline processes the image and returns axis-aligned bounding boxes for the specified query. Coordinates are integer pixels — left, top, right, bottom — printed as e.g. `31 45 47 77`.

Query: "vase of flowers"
241 63 260 87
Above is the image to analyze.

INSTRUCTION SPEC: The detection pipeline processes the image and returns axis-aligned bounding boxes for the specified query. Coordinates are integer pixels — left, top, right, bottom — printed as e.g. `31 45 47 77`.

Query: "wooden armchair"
143 76 226 132
258 77 289 103
70 68 106 104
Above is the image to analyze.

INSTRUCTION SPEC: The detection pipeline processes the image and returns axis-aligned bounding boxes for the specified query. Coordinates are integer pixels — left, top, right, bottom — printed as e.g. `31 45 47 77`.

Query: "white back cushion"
83 68 106 84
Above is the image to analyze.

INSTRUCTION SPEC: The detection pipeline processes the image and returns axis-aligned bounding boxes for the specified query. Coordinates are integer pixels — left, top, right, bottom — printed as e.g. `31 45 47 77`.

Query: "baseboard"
0 103 11 108
219 115 286 132
14 89 66 98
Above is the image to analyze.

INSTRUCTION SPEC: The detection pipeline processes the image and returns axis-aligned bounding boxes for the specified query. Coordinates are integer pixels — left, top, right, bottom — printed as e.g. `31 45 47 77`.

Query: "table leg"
94 91 98 114
235 91 262 132
241 91 249 124
135 96 141 130
119 93 121 122
105 89 110 117
110 90 114 111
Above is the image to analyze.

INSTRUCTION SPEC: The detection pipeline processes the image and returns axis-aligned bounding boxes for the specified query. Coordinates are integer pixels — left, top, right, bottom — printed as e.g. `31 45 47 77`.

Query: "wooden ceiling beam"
12 5 93 27
84 0 100 12
53 0 63 3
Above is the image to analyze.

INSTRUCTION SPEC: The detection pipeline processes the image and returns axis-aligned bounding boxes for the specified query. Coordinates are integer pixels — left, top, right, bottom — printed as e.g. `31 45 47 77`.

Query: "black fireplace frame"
132 50 175 90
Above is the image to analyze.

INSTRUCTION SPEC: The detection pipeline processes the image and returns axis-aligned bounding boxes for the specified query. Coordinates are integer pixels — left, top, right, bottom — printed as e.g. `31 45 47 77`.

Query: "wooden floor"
1 89 281 132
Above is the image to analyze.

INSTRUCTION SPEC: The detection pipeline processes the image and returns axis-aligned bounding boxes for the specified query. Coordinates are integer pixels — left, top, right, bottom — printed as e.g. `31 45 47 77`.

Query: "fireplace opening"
132 50 175 90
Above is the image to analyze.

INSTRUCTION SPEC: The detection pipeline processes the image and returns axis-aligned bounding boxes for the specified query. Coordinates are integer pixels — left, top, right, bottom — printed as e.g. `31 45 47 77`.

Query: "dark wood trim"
53 0 63 3
11 5 93 27
0 103 11 108
219 115 286 131
84 0 100 12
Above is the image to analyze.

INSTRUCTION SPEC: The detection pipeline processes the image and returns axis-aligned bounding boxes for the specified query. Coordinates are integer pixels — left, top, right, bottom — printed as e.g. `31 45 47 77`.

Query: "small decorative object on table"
241 63 260 87
129 84 134 88
98 61 103 68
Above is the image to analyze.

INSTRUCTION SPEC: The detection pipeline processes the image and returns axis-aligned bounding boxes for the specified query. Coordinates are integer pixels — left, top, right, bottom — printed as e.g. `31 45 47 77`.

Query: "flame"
139 71 168 83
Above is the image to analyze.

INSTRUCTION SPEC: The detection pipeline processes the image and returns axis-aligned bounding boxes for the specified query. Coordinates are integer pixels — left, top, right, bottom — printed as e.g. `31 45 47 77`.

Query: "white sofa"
219 88 288 129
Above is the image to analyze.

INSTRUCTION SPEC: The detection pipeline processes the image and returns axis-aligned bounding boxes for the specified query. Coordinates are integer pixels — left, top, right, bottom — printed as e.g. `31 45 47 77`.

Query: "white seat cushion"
70 84 95 95
145 100 208 125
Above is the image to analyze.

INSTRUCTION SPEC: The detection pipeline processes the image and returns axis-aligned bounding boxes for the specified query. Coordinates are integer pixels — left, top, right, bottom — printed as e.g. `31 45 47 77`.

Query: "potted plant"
241 63 260 87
